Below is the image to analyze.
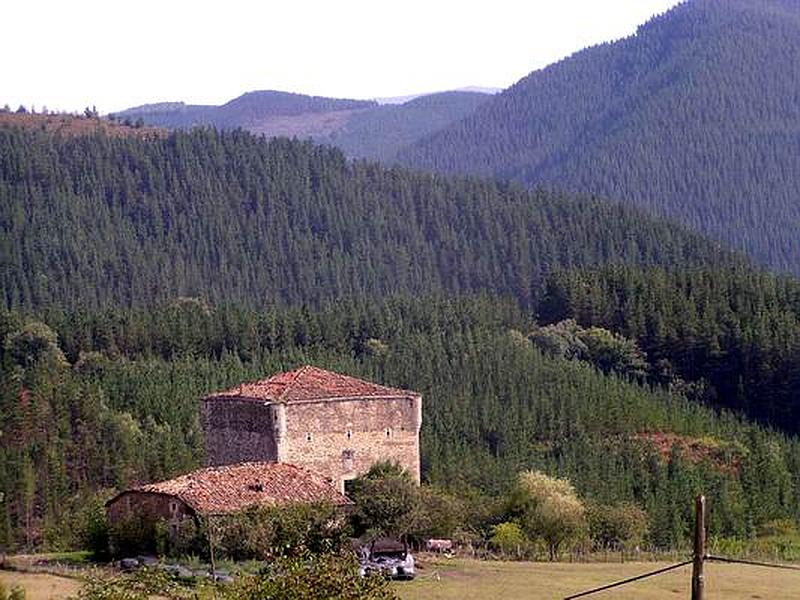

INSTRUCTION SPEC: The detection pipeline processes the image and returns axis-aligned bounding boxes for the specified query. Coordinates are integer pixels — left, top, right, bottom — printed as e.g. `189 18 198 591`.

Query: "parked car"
357 537 415 580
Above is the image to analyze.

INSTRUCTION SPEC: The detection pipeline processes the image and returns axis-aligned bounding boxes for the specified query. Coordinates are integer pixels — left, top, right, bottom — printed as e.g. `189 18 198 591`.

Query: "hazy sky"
3 0 682 114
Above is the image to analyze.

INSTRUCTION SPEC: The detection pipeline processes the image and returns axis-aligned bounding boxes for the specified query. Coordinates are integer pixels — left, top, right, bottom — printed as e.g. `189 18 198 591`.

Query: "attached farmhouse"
200 365 422 492
106 461 351 528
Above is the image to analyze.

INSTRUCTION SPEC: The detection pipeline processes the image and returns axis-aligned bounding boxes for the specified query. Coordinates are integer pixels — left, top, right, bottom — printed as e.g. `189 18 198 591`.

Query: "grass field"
395 558 800 599
0 571 81 600
4 557 799 599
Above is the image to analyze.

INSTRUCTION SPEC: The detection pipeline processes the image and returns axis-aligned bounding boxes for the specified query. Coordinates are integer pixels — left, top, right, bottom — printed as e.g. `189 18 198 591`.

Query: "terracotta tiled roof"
126 462 351 515
206 365 416 403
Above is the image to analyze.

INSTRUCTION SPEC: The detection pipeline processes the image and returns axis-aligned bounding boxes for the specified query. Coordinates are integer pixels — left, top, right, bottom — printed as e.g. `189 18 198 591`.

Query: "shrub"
489 522 527 558
0 582 26 600
4 321 68 369
510 471 586 560
69 568 207 600
109 515 160 558
407 486 466 543
757 518 798 538
586 502 649 550
77 494 112 560
70 554 395 600
214 502 349 561
168 518 205 557
348 462 418 538
227 553 396 600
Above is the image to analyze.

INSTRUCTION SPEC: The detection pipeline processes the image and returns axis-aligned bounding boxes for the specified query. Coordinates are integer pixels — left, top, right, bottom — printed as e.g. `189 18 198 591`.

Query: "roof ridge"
276 364 312 402
205 364 417 403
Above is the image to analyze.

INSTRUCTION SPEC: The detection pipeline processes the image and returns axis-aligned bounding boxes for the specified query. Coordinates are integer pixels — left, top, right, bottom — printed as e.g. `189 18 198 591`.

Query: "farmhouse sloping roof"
205 365 416 403
116 462 351 515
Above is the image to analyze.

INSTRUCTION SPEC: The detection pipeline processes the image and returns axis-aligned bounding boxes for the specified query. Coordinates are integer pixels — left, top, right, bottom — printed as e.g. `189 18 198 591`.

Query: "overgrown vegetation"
70 554 396 600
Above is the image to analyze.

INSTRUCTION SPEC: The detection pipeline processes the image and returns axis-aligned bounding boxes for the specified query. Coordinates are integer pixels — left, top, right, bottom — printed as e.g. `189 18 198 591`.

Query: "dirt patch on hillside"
0 112 165 139
245 108 369 138
635 432 743 473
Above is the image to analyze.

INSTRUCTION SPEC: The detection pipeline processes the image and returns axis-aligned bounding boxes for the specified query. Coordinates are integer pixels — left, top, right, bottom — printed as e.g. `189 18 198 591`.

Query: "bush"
227 553 396 600
109 515 160 558
757 518 798 538
509 471 586 560
586 502 648 550
407 486 466 544
489 522 527 558
69 568 208 600
168 518 205 557
349 462 418 538
0 581 26 600
70 554 396 600
215 502 349 561
77 494 112 560
4 321 68 369
9 588 25 600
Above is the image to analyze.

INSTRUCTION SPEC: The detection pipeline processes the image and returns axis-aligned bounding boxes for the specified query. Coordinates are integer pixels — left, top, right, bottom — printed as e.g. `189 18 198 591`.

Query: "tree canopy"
399 0 800 274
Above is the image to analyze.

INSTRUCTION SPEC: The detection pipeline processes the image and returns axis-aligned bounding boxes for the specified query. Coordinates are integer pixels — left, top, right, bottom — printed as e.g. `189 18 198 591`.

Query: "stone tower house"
200 365 422 492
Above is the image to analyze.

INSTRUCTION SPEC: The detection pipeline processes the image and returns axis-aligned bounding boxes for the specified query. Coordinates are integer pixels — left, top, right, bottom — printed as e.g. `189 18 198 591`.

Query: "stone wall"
200 393 422 492
107 491 193 525
279 396 421 492
201 398 278 466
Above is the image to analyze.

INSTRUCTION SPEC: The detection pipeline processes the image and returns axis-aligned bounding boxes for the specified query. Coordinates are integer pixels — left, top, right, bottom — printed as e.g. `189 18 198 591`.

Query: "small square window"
306 432 312 442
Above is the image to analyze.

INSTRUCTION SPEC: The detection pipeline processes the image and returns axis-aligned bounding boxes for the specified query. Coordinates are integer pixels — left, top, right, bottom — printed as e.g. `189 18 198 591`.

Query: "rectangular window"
342 449 354 472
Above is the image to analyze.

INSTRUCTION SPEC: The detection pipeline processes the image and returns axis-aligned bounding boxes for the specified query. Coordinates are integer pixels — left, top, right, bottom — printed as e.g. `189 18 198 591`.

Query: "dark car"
357 537 416 580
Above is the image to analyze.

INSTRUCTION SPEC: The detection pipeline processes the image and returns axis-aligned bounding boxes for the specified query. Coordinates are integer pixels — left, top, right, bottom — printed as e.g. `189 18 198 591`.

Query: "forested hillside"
0 125 737 311
115 90 488 160
537 266 800 432
399 0 800 274
316 91 489 162
4 110 800 558
3 297 798 551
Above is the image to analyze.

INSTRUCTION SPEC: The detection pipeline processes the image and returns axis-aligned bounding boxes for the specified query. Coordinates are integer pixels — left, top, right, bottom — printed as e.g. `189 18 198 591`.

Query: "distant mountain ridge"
398 0 800 275
114 88 491 161
373 86 501 105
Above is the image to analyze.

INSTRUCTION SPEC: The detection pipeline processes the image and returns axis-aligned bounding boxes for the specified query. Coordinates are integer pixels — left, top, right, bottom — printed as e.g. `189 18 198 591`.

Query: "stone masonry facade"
200 366 422 492
201 399 279 467
107 490 193 526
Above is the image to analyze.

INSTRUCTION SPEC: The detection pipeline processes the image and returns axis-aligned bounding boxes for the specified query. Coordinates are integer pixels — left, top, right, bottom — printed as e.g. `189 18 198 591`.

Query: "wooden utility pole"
692 495 706 600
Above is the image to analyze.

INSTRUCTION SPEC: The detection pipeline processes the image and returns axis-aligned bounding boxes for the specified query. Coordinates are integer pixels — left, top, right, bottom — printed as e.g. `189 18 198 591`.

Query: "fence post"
691 495 706 600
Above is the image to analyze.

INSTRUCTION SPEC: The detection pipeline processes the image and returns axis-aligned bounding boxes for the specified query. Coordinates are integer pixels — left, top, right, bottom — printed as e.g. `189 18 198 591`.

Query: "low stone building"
106 461 351 528
200 365 422 492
